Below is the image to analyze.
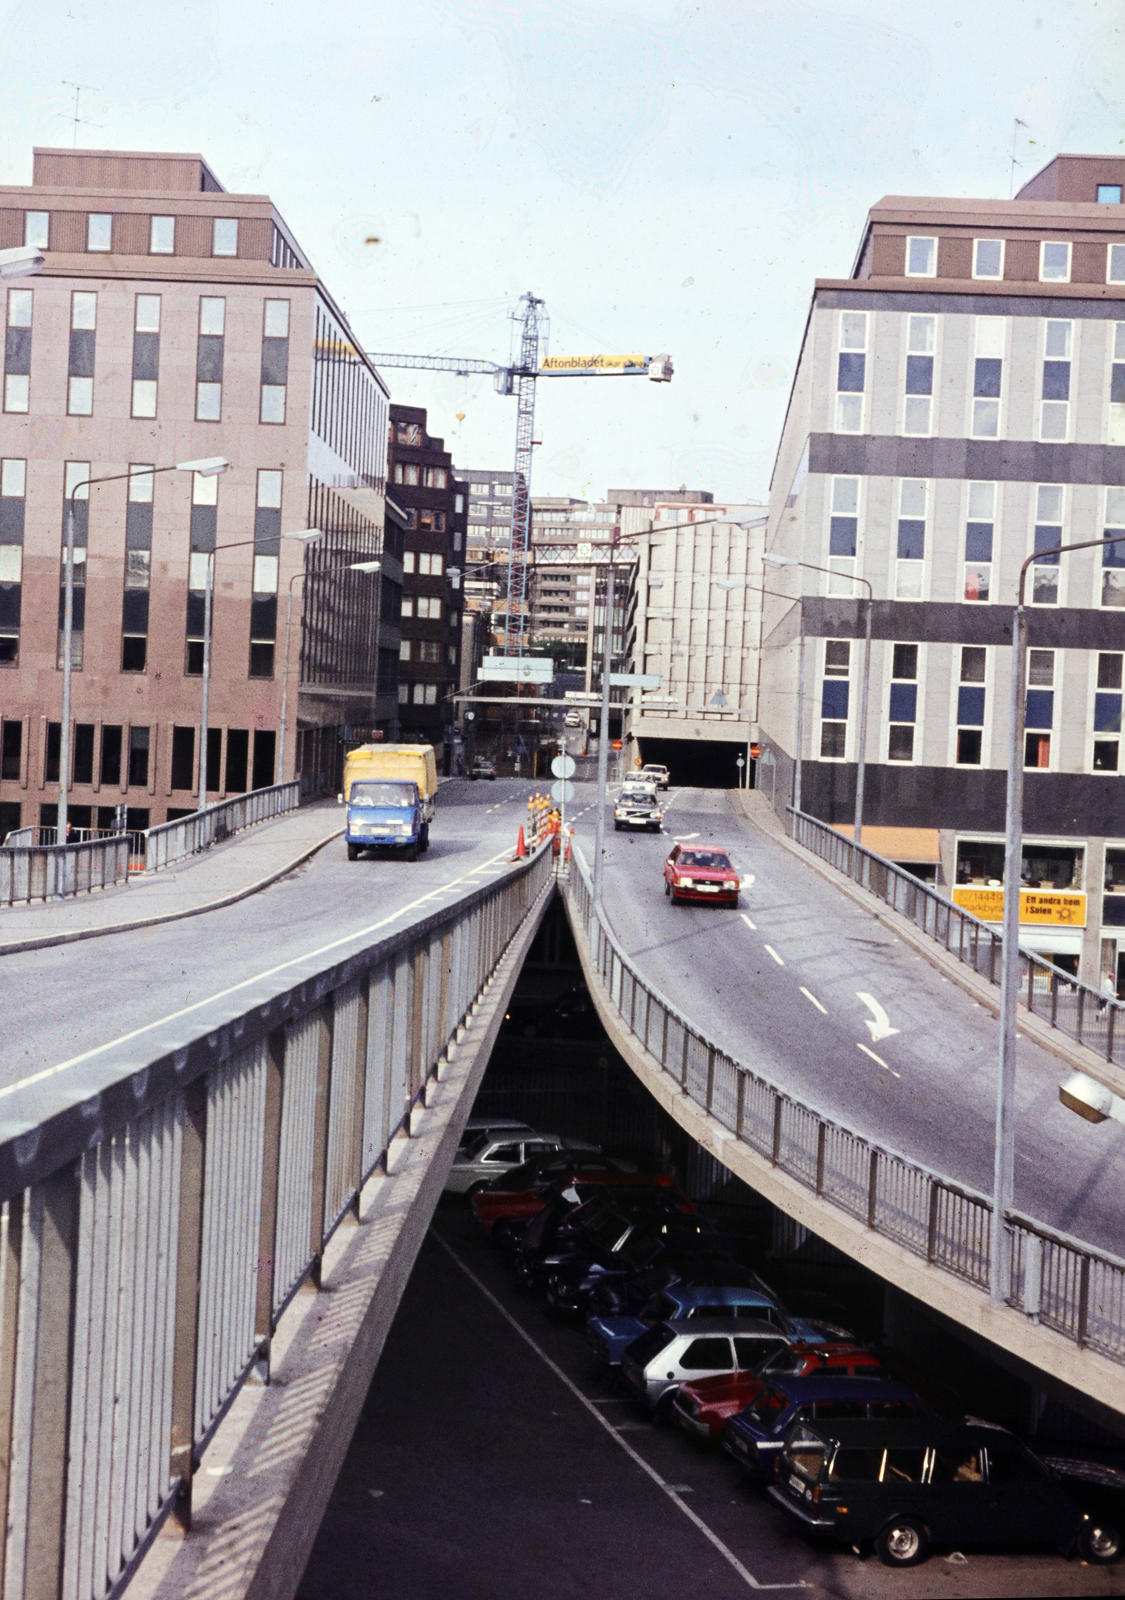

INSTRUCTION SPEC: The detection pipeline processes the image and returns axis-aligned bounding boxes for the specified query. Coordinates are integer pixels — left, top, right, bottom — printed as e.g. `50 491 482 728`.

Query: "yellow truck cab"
341 744 438 861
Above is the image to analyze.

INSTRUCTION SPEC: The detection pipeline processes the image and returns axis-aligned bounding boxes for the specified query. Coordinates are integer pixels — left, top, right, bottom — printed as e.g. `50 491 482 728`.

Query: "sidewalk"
0 801 343 955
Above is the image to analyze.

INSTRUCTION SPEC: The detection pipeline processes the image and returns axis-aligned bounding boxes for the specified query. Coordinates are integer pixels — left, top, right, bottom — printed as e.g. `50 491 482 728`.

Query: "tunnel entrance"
634 736 755 790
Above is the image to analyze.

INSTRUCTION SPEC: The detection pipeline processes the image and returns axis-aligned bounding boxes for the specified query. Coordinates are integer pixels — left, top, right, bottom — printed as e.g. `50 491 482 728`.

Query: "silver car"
619 1317 788 1418
445 1130 571 1195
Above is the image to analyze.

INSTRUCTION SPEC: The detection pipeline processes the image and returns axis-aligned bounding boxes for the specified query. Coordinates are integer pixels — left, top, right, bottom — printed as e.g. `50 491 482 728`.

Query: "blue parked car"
722 1373 927 1482
587 1284 789 1370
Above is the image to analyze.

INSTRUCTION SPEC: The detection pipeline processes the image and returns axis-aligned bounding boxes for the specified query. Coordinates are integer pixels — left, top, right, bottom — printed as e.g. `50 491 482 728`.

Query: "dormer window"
1099 185 1123 204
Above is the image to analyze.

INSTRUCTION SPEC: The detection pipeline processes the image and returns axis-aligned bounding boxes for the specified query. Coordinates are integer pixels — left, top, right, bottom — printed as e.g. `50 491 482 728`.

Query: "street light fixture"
0 245 45 280
57 457 230 848
277 557 381 780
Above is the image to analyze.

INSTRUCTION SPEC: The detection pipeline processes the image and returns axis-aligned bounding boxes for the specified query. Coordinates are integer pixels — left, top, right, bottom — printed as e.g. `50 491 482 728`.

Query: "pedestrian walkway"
0 800 343 954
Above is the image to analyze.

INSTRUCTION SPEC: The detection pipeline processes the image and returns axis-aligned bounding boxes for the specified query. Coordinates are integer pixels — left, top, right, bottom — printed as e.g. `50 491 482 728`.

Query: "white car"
445 1130 571 1194
641 764 671 789
564 711 583 728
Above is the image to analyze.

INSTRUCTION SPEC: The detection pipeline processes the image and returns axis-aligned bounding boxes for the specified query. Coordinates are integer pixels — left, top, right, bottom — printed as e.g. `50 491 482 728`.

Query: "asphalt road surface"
298 1200 1123 1600
568 784 1125 1257
1 779 539 1092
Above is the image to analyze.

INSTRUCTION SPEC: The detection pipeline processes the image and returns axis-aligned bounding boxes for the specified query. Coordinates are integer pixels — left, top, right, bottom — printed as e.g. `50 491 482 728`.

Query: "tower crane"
368 292 672 656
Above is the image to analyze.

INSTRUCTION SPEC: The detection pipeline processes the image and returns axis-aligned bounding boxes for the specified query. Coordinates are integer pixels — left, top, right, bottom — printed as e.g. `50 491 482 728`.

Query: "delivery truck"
340 744 438 861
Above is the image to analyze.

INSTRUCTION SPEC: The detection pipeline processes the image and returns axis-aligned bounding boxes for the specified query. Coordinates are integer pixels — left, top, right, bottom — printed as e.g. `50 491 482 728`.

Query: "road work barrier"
0 841 553 1600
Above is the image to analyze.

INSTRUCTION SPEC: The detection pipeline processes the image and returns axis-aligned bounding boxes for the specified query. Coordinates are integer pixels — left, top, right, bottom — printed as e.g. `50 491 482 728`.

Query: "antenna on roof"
1010 117 1029 200
61 82 101 148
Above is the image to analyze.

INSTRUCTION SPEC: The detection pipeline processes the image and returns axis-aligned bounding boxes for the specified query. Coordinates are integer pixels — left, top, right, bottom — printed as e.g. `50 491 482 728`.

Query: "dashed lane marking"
740 913 757 931
764 945 784 966
800 987 827 1015
432 1233 807 1591
857 1042 901 1077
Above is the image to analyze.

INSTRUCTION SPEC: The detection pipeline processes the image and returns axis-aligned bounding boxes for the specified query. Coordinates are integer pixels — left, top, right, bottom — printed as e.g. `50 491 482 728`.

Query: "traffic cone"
515 825 527 858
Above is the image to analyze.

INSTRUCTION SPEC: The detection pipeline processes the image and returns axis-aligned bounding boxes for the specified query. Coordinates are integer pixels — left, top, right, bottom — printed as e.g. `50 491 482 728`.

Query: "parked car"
722 1373 926 1482
673 1342 885 1442
585 1247 769 1321
664 844 740 906
546 1210 718 1315
455 1118 535 1160
587 1282 789 1370
517 1188 694 1292
470 1159 642 1233
615 792 663 833
641 763 671 789
620 1318 790 1418
563 711 584 728
513 1186 683 1286
768 1414 1123 1568
469 759 497 780
499 986 604 1042
445 1131 583 1195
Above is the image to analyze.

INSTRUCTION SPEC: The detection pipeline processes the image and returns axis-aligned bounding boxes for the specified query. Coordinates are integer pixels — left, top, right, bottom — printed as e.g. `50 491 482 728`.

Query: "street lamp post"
592 558 615 911
763 552 873 850
277 557 380 783
58 457 229 849
991 530 1125 1306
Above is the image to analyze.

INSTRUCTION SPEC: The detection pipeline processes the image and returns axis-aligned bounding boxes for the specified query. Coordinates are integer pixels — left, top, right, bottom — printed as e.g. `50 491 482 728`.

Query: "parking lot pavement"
299 1198 1125 1600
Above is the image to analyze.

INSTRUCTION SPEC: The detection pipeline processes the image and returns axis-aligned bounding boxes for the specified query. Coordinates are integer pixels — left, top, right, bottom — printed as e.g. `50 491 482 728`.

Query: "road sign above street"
564 691 600 703
551 754 577 779
550 780 575 803
609 672 663 689
479 654 553 684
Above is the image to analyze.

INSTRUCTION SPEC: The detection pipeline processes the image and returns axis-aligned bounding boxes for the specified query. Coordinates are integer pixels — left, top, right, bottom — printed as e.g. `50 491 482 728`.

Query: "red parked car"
663 844 740 906
470 1160 650 1234
673 1341 883 1442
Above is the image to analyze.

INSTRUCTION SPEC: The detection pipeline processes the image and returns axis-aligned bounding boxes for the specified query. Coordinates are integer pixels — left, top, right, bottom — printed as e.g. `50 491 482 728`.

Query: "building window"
820 640 850 759
122 464 153 674
835 311 866 432
1039 240 1072 283
399 639 412 661
470 481 490 495
418 552 443 576
416 595 442 620
401 596 414 618
86 213 112 252
196 296 225 421
888 643 918 762
1099 185 1123 204
149 215 175 254
1039 319 1071 441
1102 486 1125 607
905 236 937 277
903 315 935 435
1031 484 1063 605
131 294 160 419
213 217 238 257
128 725 150 788
68 291 96 416
973 238 1004 279
396 422 423 445
24 211 48 249
185 469 219 675
249 468 280 678
394 462 421 486
1094 653 1123 771
1108 246 1125 284
402 550 415 574
397 682 409 704
1108 324 1125 445
57 461 89 671
828 476 858 594
972 317 1005 437
895 479 927 600
261 299 289 424
1025 649 1054 768
0 457 26 665
964 481 995 602
422 466 447 489
956 647 986 765
4 288 31 413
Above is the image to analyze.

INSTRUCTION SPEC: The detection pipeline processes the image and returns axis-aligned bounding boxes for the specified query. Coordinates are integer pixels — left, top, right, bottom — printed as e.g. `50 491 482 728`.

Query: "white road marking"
2 845 516 1104
742 873 755 888
800 987 827 1014
764 945 784 966
857 992 900 1043
740 913 757 931
857 1042 900 1077
433 1234 806 1591
672 833 699 841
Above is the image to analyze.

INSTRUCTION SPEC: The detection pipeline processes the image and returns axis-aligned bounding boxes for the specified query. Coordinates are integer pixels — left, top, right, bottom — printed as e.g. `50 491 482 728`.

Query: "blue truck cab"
341 744 438 862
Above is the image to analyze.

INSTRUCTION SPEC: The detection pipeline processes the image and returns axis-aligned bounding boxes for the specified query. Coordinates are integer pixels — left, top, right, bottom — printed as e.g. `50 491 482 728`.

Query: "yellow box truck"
341 745 438 861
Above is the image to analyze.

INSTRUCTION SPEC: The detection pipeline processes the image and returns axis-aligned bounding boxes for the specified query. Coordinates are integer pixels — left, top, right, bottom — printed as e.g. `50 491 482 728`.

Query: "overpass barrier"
564 854 1125 1370
789 807 1125 1071
0 842 553 1600
0 834 131 906
142 782 300 873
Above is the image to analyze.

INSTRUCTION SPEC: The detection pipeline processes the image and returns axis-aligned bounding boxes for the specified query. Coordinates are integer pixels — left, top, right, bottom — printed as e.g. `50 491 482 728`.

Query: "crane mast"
505 294 544 657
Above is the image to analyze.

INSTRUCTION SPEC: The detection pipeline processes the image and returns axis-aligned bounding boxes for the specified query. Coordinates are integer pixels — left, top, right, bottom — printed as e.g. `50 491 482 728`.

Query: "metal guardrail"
0 841 553 1600
788 808 1125 1070
0 835 131 907
143 782 300 872
563 854 1125 1369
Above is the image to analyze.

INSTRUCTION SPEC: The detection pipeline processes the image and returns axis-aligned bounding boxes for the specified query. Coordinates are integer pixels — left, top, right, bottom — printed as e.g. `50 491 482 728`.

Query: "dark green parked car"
768 1414 1123 1568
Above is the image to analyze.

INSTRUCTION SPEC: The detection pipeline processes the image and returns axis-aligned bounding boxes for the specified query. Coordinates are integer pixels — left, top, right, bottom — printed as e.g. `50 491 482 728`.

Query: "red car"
663 844 740 906
471 1161 649 1233
673 1342 883 1441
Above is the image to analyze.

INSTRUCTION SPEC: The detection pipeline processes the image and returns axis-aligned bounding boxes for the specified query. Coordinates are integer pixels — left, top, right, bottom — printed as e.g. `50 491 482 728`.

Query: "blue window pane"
1104 532 1125 568
1112 364 1125 404
965 521 993 561
889 683 917 723
837 352 865 393
1025 689 1054 730
1041 360 1070 401
974 358 1002 398
1034 524 1061 565
1098 185 1123 204
905 355 933 396
822 680 850 720
897 519 925 559
957 686 985 726
829 516 857 556
1095 693 1123 733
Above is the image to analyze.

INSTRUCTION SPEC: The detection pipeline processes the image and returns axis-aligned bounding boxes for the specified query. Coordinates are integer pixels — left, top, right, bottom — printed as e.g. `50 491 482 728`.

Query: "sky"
0 0 1123 503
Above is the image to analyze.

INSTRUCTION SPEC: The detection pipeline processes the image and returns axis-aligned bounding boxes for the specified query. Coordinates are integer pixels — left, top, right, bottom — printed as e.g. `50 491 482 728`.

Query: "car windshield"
756 1347 805 1377
622 794 655 807
627 1324 676 1365
459 1132 491 1161
745 1388 786 1425
584 1210 633 1251
350 781 417 807
782 1424 829 1482
678 851 732 870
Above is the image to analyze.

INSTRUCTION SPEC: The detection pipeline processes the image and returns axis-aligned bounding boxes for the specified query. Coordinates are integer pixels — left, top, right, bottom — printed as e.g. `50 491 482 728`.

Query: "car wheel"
614 822 621 832
347 844 360 861
664 879 670 896
404 844 418 862
875 1518 929 1568
654 1391 677 1426
1078 1521 1122 1564
466 1180 489 1200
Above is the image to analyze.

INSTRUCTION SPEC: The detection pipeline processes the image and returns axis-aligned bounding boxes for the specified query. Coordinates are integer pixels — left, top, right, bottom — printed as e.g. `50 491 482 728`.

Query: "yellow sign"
951 887 1087 927
541 354 646 370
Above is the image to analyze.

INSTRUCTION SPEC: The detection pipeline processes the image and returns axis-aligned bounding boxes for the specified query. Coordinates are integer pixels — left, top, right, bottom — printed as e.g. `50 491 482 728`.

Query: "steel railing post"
680 1028 690 1090
1077 1256 1091 1347
1108 1002 1117 1064
350 977 370 1219
308 1005 334 1289
437 928 451 1058
866 1150 879 1229
0 1190 23 1596
815 1122 826 1195
410 943 426 1103
736 1072 746 1141
1024 1231 1043 1322
705 1046 715 1113
927 1180 940 1264
254 1029 285 1379
170 1077 207 1529
771 1097 783 1166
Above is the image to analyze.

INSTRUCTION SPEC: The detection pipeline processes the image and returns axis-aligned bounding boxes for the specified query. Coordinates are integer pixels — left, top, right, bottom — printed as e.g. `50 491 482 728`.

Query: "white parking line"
857 1042 901 1077
433 1234 807 1591
764 945 784 966
800 987 827 1014
740 913 757 931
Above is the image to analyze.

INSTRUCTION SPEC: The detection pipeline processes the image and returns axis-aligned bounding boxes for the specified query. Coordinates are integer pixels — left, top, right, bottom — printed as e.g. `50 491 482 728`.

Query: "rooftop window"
1098 185 1123 204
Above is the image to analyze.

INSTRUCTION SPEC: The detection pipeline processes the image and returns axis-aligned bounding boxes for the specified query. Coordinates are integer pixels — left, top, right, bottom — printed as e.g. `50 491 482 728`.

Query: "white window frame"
835 311 867 434
970 316 1006 439
1039 240 1072 284
902 314 937 437
963 480 997 604
904 236 938 278
1039 318 1073 443
972 238 1005 280
818 638 852 763
1029 483 1066 608
1108 244 1125 285
1100 485 1125 609
1091 652 1125 773
827 475 860 596
886 641 922 764
1023 648 1057 772
950 645 992 769
894 479 928 602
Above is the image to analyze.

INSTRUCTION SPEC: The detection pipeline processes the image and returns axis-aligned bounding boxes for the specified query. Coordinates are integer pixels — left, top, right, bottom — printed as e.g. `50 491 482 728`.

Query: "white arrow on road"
857 993 899 1043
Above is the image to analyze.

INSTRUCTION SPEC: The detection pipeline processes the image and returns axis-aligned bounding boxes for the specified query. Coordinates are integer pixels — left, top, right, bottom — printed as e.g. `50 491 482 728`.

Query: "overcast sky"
0 0 1123 502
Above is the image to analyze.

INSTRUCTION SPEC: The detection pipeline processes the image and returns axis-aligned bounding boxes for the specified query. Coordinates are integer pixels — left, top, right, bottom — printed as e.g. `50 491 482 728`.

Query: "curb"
731 791 1125 1098
0 826 344 958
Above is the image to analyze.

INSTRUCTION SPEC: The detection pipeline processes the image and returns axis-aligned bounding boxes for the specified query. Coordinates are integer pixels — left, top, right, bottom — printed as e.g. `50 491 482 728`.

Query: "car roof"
768 1374 920 1402
663 1316 786 1338
788 1416 999 1449
662 1285 777 1308
463 1118 534 1133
